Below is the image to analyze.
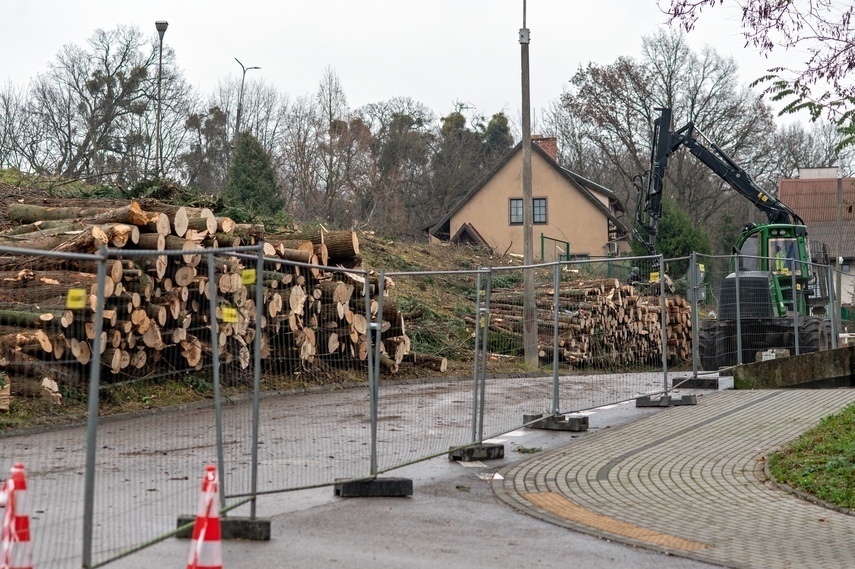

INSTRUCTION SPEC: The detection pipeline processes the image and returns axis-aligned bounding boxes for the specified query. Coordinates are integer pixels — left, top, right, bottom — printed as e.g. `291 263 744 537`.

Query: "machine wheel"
698 328 718 371
800 317 830 354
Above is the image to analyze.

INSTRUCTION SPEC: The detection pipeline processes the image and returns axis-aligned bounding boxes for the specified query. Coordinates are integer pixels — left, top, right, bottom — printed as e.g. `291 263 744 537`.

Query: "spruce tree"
223 133 284 219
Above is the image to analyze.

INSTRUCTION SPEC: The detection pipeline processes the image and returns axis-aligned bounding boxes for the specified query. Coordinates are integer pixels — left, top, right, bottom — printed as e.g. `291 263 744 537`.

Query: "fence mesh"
228 257 374 495
0 247 99 568
475 256 673 440
373 269 480 471
86 247 250 566
693 253 834 370
4 239 845 568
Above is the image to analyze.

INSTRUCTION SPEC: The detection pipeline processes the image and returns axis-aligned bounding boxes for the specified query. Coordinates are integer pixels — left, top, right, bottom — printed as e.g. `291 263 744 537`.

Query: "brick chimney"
531 135 558 161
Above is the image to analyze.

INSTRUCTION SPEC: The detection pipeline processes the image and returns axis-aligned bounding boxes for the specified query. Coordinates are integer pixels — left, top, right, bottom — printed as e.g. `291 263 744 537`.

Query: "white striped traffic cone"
1 462 33 569
186 465 222 569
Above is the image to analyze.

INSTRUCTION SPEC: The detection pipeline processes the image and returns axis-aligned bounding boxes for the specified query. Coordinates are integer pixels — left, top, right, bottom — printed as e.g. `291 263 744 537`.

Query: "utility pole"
520 1 537 367
837 170 843 316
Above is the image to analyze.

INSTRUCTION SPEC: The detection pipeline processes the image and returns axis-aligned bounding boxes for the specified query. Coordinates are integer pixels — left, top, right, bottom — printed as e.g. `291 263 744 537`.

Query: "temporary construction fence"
0 245 98 568
1 242 844 567
221 254 377 499
221 261 482 496
0 243 265 568
368 268 480 473
690 252 837 371
473 255 676 440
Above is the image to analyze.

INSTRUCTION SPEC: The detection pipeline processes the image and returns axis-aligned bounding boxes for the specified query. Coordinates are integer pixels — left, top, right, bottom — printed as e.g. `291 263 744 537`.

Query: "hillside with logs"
0 196 689 410
0 198 444 408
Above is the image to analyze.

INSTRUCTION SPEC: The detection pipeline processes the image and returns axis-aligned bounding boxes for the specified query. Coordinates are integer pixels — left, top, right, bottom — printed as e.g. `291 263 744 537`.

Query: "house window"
509 198 547 225
533 198 547 224
509 199 523 225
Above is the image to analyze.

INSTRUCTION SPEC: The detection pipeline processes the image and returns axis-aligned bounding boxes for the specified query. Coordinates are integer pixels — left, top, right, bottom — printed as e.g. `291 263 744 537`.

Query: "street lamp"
234 58 260 144
155 20 168 179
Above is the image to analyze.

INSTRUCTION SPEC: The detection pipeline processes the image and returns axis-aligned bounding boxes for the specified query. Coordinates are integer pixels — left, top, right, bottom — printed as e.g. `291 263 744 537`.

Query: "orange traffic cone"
186 465 222 569
1 463 33 569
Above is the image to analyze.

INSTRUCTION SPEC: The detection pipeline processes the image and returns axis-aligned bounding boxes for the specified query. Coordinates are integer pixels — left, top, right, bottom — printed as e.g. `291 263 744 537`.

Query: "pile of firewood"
0 199 434 409
474 277 692 368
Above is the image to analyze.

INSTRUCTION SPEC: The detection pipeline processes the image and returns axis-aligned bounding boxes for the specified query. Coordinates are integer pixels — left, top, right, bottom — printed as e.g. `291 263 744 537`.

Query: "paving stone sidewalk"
495 389 855 569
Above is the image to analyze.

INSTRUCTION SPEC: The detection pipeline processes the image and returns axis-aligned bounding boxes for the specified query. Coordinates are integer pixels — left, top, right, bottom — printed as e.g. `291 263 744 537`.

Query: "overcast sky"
5 0 807 125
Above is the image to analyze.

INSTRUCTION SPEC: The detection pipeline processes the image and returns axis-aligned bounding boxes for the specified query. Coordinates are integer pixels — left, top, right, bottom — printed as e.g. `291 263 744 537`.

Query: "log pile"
262 228 440 375
476 278 692 368
0 201 429 407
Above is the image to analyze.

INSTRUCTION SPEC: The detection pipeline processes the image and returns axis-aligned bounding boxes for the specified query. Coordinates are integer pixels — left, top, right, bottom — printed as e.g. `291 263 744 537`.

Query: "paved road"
125 392 719 569
3 371 716 569
9 381 855 568
497 389 855 569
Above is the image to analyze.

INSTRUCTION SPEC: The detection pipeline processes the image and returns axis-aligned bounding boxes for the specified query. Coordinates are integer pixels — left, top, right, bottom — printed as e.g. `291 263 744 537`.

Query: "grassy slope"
356 232 521 374
768 403 855 510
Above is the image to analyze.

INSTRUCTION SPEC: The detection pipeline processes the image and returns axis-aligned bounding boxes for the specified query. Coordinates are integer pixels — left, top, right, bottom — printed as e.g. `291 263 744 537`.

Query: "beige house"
428 137 630 259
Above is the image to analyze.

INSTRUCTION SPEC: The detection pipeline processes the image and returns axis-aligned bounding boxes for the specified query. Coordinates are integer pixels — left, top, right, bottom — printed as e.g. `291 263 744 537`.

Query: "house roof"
428 141 629 237
778 177 855 260
778 177 855 224
560 168 626 214
450 223 491 248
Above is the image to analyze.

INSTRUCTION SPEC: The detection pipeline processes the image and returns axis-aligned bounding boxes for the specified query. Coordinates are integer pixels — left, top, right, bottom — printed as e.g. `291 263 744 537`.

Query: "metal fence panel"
476 264 554 437
220 256 374 496
476 256 671 440
85 246 252 566
693 253 834 370
0 246 103 568
373 269 481 472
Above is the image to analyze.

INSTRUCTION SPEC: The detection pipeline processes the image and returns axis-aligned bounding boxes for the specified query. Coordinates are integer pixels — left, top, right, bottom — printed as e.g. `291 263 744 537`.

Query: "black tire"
698 328 718 371
799 316 830 353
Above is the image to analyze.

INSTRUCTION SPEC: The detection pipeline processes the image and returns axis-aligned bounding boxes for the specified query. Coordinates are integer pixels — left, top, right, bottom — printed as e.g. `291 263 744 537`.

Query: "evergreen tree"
481 113 514 158
632 198 710 276
223 132 284 219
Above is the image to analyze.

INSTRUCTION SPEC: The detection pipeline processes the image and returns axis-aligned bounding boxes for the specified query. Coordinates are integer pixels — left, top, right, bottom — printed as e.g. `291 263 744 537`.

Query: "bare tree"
278 95 322 220
356 97 434 231
772 120 855 177
8 25 193 187
35 27 152 180
552 29 778 240
0 83 28 171
240 81 288 154
179 106 230 193
662 0 855 130
357 97 435 231
305 67 376 226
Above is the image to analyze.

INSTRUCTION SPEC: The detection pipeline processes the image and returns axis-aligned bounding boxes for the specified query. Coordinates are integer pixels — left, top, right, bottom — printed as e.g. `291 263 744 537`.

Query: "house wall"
449 151 615 257
839 273 855 306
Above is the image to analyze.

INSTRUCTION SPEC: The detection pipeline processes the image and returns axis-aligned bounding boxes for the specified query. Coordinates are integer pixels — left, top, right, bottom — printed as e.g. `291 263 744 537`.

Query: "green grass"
768 403 855 510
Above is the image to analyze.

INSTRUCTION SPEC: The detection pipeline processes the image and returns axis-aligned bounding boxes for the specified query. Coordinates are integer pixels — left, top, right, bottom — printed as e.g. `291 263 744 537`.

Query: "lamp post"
234 58 260 144
155 20 168 179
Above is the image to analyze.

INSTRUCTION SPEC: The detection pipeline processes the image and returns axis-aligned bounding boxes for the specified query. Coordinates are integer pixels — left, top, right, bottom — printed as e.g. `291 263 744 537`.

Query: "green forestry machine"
633 107 832 370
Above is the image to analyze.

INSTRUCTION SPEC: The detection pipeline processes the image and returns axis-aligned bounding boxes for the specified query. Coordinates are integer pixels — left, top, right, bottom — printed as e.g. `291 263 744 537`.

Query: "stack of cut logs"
476 278 692 367
0 199 437 408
